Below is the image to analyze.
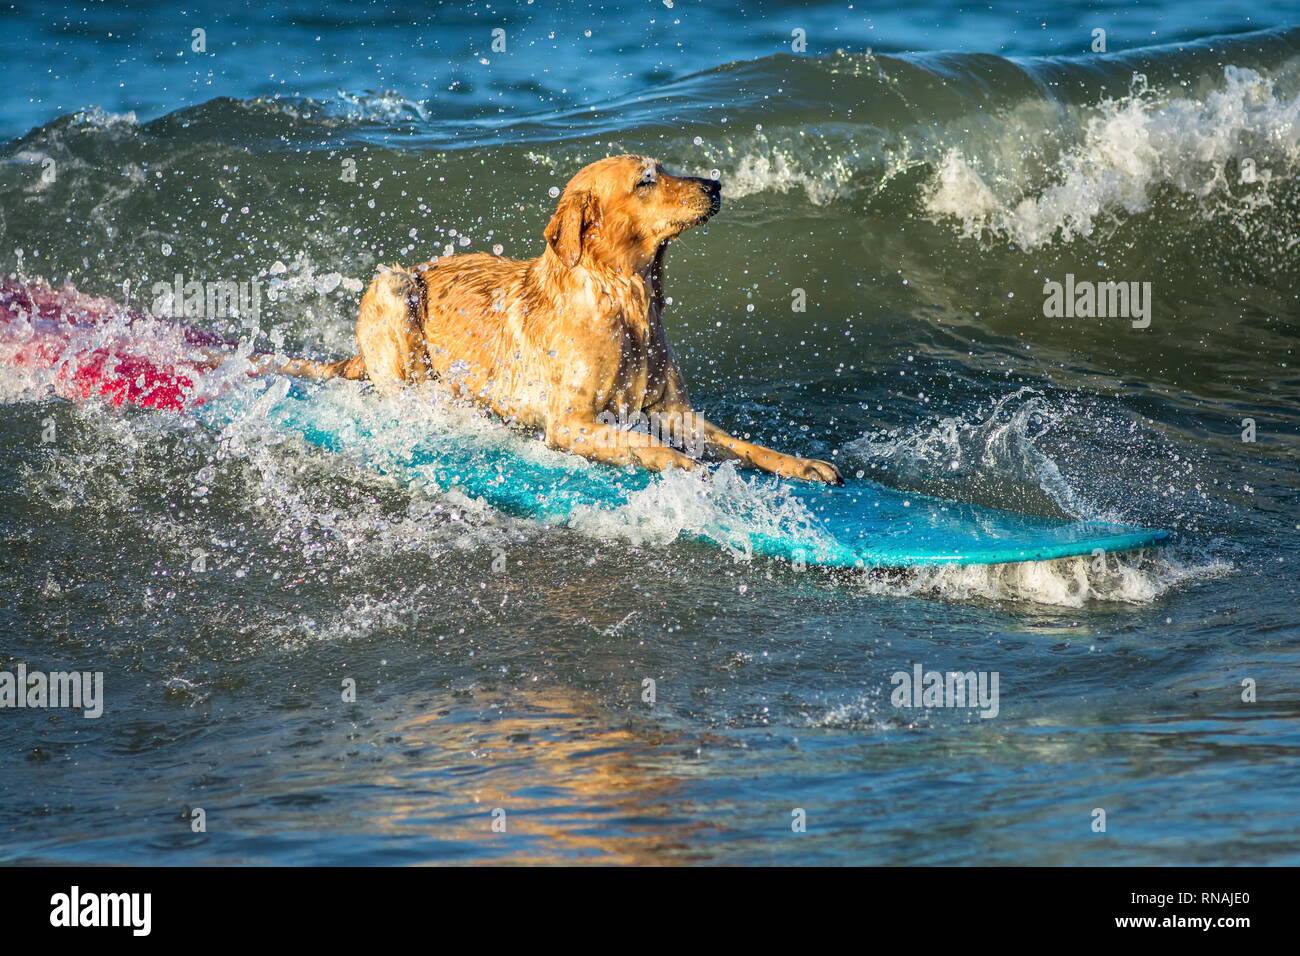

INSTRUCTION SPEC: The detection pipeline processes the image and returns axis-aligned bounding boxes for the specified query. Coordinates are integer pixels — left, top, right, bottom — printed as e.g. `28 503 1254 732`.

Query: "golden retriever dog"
306 155 841 484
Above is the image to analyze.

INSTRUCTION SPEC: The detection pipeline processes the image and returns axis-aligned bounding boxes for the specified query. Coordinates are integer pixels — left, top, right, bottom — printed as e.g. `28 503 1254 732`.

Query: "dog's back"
358 254 559 424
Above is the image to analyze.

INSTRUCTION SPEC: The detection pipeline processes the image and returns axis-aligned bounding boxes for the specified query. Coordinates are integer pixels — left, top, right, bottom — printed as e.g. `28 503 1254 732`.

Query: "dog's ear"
544 189 600 268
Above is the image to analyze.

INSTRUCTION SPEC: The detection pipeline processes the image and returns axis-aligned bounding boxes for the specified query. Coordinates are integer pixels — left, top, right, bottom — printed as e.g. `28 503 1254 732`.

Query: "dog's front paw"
791 457 843 485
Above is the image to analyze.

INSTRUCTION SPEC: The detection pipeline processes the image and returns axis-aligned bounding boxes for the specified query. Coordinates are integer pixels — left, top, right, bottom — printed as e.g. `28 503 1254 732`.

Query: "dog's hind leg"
190 346 366 381
355 264 431 388
268 354 367 380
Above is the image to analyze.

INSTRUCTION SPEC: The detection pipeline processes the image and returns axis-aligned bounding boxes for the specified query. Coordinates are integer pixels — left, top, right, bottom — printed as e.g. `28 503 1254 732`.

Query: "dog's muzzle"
695 177 722 221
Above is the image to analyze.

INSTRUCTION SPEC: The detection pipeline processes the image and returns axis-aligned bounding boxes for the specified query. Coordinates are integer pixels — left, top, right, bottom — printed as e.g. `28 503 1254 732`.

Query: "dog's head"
543 155 721 271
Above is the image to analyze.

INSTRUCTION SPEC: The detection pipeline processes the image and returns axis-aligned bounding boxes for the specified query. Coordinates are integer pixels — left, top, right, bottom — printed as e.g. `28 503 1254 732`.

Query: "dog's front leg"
686 415 843 485
545 417 699 473
650 368 841 485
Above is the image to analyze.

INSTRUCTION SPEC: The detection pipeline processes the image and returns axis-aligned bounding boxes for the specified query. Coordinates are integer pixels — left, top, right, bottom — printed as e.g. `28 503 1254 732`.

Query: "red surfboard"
1 277 250 411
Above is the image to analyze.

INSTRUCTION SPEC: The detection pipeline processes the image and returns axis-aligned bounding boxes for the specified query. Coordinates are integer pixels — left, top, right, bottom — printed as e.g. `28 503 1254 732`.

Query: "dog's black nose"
688 176 721 197
693 176 722 217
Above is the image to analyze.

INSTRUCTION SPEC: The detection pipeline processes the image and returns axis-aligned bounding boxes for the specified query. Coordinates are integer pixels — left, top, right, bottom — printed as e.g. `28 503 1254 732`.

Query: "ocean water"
1 0 1299 865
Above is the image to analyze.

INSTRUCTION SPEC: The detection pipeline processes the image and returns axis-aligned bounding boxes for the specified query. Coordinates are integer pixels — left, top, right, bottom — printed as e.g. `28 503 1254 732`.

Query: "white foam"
566 458 835 559
210 379 522 549
924 66 1300 247
807 696 894 731
67 106 140 130
723 140 861 205
843 388 1096 519
845 548 1231 607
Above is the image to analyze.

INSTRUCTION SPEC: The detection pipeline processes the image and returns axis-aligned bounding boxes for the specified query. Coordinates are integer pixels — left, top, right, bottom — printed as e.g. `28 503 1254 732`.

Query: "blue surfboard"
203 379 1171 568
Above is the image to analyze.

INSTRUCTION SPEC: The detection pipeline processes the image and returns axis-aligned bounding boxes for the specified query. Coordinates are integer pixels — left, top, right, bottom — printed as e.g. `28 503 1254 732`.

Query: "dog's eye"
635 172 656 190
